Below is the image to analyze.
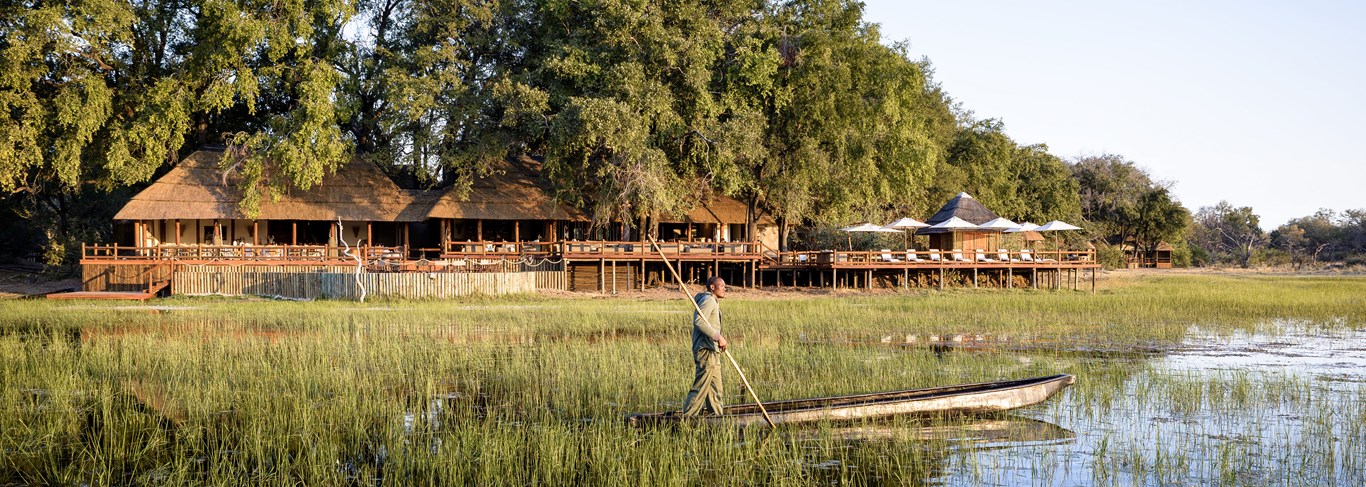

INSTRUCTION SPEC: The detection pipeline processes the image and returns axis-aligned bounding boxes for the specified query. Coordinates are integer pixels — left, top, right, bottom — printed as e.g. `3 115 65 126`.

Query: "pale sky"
861 0 1365 229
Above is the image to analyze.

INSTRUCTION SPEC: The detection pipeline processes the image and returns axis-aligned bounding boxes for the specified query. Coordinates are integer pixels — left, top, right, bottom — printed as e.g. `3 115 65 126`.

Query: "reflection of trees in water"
782 414 1075 485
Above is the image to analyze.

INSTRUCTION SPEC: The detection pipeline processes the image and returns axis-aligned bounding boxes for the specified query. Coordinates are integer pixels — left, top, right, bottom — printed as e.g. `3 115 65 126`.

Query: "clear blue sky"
861 0 1366 229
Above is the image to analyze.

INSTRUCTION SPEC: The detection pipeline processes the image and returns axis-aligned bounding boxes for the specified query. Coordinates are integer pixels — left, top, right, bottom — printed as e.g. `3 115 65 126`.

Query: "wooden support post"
477 220 483 241
1007 268 1013 289
833 269 838 289
514 221 520 244
972 267 978 288
866 269 872 290
939 268 944 291
611 260 617 294
253 221 259 245
903 268 908 290
404 225 410 251
599 258 605 293
1091 268 1097 293
292 222 298 245
175 220 181 246
1032 268 1037 289
367 223 373 246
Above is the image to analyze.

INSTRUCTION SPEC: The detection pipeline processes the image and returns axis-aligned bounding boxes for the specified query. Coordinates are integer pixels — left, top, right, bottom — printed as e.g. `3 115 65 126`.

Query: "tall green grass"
1 274 1363 484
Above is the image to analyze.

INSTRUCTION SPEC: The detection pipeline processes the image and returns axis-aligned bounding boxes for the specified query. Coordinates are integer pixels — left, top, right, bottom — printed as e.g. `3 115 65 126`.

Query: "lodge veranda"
73 150 1098 299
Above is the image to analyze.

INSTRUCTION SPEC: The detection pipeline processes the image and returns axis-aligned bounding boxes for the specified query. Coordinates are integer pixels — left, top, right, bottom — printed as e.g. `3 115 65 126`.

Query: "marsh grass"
2 274 1364 485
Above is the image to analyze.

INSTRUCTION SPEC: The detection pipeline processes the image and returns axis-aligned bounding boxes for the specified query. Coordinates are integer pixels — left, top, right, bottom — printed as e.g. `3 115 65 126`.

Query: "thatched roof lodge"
108 149 779 257
915 192 1000 251
115 149 427 248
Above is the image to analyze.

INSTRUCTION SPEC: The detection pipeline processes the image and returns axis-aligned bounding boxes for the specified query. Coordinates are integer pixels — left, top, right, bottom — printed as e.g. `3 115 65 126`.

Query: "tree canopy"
3 0 1190 265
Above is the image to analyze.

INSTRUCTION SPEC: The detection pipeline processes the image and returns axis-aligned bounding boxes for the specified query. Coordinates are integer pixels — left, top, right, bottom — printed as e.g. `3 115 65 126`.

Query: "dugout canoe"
627 374 1075 428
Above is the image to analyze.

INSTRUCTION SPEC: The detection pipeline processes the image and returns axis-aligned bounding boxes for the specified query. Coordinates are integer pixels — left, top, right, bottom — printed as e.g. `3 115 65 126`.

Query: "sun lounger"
880 250 903 263
950 250 967 262
905 250 923 262
975 249 996 262
928 249 942 262
998 249 1019 262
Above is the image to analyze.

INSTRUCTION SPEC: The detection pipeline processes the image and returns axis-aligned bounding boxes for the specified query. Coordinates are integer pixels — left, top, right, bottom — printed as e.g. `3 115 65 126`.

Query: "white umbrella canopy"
1006 222 1040 233
978 217 1019 230
977 217 1019 251
1035 220 1082 232
884 217 930 229
840 222 899 250
841 222 900 233
884 217 929 249
927 216 978 230
1035 220 1083 254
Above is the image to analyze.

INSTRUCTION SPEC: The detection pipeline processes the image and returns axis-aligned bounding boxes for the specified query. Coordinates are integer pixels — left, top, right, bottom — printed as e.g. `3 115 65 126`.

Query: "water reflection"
788 414 1075 448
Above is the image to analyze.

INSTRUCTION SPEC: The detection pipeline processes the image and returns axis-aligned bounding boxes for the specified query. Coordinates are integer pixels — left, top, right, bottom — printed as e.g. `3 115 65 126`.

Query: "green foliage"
1270 208 1366 267
1070 154 1190 258
1095 243 1125 270
0 0 1132 262
1191 201 1265 268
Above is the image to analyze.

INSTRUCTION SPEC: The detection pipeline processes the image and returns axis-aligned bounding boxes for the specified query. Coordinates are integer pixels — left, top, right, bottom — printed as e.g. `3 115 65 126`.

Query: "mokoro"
627 374 1075 428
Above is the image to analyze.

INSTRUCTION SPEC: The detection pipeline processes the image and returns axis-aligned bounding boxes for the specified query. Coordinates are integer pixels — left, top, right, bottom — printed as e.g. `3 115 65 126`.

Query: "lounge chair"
1021 249 1054 263
881 250 903 263
998 249 1020 262
950 250 967 262
975 249 996 262
905 250 923 262
927 249 942 262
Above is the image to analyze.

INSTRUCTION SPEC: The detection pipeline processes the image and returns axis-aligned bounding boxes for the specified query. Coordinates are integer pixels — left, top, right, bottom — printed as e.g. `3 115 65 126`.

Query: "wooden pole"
649 239 775 428
175 220 181 246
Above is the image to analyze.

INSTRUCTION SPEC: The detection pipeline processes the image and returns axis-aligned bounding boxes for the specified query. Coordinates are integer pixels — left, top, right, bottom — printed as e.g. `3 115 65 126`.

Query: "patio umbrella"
977 217 1019 251
884 217 930 249
1035 220 1083 255
924 217 979 252
840 222 900 249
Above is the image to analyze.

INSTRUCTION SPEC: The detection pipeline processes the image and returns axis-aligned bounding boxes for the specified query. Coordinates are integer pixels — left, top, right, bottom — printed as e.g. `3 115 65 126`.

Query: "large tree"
1070 154 1188 254
1191 201 1264 267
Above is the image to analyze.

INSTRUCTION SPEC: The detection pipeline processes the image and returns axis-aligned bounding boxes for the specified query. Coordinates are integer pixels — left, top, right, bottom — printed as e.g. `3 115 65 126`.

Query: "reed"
1 273 1363 484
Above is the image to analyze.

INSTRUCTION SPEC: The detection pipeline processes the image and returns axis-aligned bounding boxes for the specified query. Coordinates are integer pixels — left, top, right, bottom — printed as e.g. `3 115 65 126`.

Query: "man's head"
706 276 727 298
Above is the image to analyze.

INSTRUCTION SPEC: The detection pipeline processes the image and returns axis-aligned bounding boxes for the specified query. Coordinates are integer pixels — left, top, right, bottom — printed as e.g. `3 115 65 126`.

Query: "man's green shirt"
692 291 722 353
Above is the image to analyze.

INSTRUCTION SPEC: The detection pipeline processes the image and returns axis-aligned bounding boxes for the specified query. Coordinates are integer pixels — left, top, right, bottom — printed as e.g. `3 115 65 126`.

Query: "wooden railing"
443 241 558 257
82 243 408 264
84 242 1095 268
441 240 761 259
766 249 1097 267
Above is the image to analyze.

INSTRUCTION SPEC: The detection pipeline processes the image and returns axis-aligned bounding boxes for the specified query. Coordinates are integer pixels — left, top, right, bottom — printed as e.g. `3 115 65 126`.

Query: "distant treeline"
0 0 1357 270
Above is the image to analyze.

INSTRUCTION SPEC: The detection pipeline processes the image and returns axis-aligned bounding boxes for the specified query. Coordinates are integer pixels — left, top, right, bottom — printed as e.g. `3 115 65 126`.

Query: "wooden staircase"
48 262 174 301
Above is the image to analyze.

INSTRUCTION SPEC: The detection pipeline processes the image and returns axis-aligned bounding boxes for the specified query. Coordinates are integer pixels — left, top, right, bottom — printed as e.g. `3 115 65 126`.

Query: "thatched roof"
917 192 1001 235
114 149 429 222
659 195 775 225
426 155 587 221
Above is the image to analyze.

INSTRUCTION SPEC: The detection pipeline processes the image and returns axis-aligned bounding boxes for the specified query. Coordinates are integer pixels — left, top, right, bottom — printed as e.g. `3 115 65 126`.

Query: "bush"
1096 244 1125 270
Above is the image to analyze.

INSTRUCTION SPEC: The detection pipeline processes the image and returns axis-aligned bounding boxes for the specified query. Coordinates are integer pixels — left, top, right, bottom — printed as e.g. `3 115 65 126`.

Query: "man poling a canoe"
681 276 729 416
646 239 775 427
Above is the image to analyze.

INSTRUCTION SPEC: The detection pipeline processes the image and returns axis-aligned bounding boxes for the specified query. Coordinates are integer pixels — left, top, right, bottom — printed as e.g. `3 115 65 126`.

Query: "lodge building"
73 149 1096 300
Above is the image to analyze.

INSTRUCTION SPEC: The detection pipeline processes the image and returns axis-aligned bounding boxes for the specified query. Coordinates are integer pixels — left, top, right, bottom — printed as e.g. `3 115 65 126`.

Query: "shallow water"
933 322 1366 486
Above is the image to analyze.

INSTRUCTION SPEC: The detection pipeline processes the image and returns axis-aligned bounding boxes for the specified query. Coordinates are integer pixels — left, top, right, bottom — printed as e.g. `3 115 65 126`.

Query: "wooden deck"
80 242 1099 293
